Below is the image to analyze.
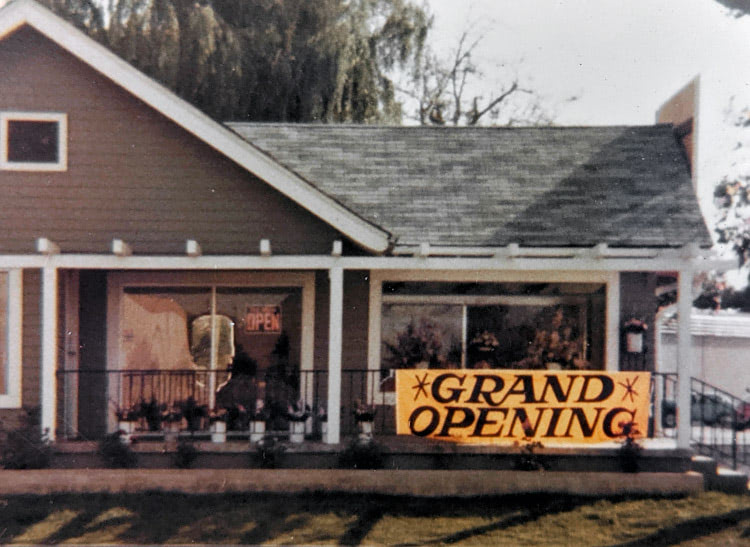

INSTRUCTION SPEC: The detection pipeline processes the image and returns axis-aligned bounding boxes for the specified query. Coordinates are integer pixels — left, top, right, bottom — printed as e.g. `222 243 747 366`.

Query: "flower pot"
626 332 644 353
164 420 181 443
249 420 266 443
289 420 305 443
357 420 374 442
118 421 137 444
210 421 227 443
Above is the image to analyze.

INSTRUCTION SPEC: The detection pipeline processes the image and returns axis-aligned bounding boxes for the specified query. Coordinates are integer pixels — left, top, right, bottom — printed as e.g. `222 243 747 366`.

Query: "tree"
40 0 429 123
398 29 554 126
713 0 750 17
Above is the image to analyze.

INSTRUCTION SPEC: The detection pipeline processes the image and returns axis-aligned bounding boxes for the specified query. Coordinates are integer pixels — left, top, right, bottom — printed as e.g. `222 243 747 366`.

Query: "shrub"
1 408 52 469
173 440 199 469
97 432 138 468
253 436 286 469
338 439 387 469
618 420 642 473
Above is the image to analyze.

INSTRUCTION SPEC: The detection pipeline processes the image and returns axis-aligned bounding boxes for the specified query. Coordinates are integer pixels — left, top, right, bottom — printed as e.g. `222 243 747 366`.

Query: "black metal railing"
651 372 749 470
55 368 395 440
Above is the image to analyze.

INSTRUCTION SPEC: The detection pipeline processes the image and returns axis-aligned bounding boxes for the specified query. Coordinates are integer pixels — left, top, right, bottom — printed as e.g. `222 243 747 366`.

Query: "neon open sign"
244 305 282 334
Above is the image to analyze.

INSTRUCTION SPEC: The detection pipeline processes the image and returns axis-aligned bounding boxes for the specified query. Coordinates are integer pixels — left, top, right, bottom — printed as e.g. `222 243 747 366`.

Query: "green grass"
0 491 747 545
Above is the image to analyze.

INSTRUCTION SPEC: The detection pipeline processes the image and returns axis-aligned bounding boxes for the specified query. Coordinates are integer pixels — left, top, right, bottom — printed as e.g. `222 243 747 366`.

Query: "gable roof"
229 123 712 249
0 0 390 253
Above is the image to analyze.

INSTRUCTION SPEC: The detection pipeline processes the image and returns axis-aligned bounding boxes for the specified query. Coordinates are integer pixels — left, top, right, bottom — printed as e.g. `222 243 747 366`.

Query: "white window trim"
367 269 613 405
0 112 68 172
0 269 23 408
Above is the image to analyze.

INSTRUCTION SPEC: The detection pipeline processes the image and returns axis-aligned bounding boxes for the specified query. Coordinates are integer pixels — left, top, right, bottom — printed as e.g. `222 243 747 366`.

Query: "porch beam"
676 268 694 449
41 266 58 441
0 253 732 272
326 266 343 444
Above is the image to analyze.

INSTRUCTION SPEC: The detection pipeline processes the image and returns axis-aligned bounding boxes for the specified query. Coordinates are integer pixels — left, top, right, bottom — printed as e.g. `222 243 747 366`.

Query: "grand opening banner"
396 370 650 445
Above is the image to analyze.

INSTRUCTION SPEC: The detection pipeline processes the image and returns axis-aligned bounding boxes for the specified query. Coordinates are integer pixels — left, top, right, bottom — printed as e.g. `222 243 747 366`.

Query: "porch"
53 367 750 473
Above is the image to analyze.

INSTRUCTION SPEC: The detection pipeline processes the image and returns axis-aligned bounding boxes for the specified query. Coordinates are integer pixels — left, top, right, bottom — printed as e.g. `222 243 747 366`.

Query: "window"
376 281 605 394
0 270 22 408
1 112 67 171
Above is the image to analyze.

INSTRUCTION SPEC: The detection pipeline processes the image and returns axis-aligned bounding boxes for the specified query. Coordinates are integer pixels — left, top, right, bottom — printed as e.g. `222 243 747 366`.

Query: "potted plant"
623 318 648 354
287 400 310 443
162 405 183 443
317 404 328 440
209 408 228 443
353 400 376 442
115 404 139 444
138 397 165 432
179 396 207 433
248 399 269 443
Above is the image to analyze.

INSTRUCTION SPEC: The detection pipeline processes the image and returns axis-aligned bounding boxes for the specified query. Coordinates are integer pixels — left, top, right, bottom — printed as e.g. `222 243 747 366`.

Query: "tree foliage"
399 29 553 126
40 0 429 123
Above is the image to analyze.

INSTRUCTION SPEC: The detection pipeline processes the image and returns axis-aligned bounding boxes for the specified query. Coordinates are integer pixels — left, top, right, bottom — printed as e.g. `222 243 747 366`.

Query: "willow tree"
41 0 429 123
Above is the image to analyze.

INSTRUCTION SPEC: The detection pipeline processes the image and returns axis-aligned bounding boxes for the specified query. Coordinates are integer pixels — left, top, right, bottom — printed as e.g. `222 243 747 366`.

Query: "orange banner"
396 370 650 445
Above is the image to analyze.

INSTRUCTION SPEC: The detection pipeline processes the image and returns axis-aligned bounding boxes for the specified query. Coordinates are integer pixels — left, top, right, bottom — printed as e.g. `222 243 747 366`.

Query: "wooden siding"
21 269 39 407
0 26 346 255
313 270 370 372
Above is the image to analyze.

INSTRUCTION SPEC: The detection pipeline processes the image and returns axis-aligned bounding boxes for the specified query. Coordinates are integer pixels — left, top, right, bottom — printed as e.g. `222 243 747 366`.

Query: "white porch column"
676 268 694 449
606 272 620 371
41 266 59 441
326 266 343 444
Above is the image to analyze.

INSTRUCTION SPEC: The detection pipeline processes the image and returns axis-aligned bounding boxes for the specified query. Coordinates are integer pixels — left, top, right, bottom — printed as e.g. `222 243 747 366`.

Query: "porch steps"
690 455 749 494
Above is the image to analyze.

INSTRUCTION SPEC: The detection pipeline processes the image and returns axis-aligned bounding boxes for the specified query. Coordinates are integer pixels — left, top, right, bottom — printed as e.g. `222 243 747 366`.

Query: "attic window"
1 112 67 171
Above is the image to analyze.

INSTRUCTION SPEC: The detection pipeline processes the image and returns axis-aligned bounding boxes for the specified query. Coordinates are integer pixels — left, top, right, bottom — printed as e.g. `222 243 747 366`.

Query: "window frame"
368 270 614 405
0 112 68 172
0 269 23 408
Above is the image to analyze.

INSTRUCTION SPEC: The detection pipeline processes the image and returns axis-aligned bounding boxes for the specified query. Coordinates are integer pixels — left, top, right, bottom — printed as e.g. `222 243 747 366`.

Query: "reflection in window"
380 283 604 380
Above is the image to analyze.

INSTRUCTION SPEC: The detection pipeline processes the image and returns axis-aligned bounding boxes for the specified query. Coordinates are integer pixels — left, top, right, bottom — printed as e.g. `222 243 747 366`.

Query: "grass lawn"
0 491 746 545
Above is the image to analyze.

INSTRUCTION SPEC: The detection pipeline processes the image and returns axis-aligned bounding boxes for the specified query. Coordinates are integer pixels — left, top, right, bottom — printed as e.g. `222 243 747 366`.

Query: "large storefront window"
116 283 304 413
380 282 605 390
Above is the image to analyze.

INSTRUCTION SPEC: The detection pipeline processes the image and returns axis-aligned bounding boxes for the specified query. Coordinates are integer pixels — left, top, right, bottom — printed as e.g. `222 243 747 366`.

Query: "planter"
357 420 374 442
320 421 328 440
164 420 181 443
249 420 266 443
626 332 644 354
118 421 137 444
289 420 306 443
210 421 227 443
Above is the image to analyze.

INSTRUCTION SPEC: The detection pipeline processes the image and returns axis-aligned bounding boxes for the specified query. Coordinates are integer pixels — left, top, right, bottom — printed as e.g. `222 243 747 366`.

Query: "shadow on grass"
610 507 750 547
0 492 682 545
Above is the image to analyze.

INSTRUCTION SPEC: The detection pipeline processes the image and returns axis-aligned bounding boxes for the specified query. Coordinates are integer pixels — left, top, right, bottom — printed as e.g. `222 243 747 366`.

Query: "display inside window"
1 114 67 170
380 282 604 389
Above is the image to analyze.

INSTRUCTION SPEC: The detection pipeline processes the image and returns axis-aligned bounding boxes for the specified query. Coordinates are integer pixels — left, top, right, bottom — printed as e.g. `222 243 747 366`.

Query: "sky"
426 0 750 126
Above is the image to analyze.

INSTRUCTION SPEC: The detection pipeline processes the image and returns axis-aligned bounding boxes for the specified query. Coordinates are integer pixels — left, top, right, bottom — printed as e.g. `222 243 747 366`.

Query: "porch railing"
56 368 750 469
55 368 394 440
651 372 749 470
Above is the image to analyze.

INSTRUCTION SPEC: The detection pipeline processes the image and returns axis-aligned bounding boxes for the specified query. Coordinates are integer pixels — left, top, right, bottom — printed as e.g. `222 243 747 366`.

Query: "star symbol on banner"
412 373 431 401
618 376 640 403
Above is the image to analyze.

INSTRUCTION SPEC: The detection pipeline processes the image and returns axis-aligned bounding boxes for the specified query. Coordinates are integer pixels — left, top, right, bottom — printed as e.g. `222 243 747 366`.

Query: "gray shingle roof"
227 123 711 249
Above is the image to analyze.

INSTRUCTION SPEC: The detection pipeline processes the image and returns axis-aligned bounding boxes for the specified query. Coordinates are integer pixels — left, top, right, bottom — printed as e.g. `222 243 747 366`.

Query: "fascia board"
0 0 390 253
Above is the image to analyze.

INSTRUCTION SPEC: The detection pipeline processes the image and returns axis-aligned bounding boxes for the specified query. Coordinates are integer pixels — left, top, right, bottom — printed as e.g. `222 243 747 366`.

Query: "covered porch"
5 238 731 454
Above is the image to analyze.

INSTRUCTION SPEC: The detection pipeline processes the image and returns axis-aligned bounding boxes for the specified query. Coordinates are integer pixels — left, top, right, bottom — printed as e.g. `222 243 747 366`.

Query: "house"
0 0 727 456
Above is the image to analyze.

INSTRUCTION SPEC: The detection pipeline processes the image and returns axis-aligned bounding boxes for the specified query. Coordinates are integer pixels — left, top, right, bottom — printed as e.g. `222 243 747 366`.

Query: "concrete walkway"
0 469 703 497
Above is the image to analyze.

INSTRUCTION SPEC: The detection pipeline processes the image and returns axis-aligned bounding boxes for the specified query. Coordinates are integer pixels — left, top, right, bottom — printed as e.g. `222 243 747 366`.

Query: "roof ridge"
225 122 674 131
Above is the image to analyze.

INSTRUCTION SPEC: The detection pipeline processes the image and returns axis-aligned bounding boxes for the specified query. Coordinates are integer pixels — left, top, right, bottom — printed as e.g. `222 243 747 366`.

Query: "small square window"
1 112 67 171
